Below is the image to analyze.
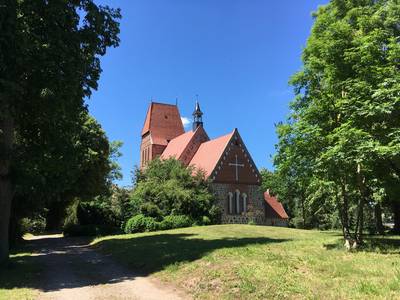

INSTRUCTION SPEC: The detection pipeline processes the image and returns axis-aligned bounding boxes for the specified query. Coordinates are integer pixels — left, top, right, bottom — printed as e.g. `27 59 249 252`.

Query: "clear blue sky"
89 0 328 186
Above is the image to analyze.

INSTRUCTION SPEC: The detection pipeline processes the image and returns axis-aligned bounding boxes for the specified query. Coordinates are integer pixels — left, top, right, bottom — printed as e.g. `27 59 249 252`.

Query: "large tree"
131 158 220 223
275 0 400 245
0 0 120 262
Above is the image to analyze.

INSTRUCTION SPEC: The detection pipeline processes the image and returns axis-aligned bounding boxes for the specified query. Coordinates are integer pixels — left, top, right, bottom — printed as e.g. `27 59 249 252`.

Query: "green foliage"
124 215 159 234
140 202 163 221
64 224 121 237
130 158 219 224
19 216 46 235
0 0 122 260
63 185 131 235
77 202 117 227
201 216 211 226
159 215 193 230
275 0 400 242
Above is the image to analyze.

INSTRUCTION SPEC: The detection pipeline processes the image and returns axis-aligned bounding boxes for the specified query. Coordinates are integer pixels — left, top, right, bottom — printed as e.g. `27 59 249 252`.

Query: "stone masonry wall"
210 183 266 225
210 183 288 227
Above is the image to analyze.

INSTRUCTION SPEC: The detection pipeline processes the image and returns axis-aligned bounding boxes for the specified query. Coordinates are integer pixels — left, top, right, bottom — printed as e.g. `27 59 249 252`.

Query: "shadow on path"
0 232 289 296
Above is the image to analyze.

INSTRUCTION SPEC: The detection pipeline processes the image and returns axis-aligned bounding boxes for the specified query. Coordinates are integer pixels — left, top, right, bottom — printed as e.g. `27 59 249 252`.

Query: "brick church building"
140 101 288 226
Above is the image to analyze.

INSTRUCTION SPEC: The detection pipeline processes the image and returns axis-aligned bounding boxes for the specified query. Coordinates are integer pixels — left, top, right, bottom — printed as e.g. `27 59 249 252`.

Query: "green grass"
93 225 400 299
0 252 41 300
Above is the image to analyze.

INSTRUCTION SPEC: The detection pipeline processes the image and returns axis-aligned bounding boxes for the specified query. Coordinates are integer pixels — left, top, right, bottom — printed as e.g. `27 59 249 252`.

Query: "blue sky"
89 0 328 186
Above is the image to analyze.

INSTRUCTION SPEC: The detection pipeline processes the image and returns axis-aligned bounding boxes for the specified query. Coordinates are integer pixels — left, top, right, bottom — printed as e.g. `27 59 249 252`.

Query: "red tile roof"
264 191 289 219
142 102 184 145
189 130 235 178
161 130 195 160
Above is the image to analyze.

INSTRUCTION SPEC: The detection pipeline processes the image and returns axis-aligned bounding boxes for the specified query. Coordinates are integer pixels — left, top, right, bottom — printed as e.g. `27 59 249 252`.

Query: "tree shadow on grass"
94 233 290 275
0 232 290 293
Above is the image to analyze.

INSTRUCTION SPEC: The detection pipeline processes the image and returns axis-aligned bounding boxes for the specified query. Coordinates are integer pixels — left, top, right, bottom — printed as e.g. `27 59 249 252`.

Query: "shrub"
124 214 158 233
290 217 305 229
63 224 122 237
201 216 211 225
20 216 46 234
77 201 117 227
159 215 193 230
140 202 162 220
208 205 222 224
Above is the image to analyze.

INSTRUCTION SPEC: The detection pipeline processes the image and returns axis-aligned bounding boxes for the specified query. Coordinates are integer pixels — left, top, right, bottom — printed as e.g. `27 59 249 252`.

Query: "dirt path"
26 234 188 300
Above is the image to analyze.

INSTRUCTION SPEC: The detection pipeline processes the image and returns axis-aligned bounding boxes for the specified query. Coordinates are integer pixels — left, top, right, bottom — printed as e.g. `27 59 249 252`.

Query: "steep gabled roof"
161 130 195 159
264 191 289 219
141 102 184 145
189 130 235 178
161 126 210 162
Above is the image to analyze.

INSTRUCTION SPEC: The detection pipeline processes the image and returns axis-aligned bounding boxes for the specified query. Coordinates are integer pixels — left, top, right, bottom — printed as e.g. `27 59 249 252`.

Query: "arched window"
242 193 247 214
228 192 233 214
235 190 240 214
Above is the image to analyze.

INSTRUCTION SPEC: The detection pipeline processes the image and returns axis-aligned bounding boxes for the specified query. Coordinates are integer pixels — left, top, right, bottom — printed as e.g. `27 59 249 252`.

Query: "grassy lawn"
0 252 41 300
93 224 400 299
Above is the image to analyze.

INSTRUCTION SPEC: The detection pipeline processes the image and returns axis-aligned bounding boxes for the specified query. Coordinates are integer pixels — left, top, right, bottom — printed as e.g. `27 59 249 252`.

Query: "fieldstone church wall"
210 183 266 225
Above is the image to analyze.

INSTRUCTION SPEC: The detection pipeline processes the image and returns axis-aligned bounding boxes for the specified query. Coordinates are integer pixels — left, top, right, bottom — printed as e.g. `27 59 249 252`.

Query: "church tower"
140 102 184 168
192 101 203 131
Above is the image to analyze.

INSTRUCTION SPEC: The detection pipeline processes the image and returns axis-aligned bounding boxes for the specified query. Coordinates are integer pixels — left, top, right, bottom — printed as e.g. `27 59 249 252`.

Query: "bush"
124 214 158 233
140 202 162 220
159 215 193 230
63 224 122 237
77 201 117 227
290 217 305 229
20 216 46 234
201 216 211 225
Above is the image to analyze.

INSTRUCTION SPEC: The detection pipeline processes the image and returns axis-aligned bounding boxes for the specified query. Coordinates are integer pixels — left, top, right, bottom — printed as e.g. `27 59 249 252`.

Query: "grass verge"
93 224 400 299
0 251 41 300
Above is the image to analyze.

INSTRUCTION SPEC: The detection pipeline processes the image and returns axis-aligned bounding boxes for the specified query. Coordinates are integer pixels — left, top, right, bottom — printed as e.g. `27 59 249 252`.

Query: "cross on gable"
228 154 244 182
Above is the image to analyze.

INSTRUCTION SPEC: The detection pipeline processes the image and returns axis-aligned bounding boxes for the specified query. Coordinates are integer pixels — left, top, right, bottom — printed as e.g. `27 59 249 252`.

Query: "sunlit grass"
93 225 400 299
0 252 41 300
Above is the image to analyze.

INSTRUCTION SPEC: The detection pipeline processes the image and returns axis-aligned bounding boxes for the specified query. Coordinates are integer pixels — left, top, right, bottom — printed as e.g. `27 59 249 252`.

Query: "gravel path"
27 234 187 300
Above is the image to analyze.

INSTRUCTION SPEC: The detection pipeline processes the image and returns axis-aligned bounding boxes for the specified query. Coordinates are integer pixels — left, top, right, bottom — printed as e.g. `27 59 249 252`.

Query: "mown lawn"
93 224 400 299
0 252 41 300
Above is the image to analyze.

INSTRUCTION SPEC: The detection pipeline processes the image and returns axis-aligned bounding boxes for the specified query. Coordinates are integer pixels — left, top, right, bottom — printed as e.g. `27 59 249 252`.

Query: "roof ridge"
151 101 178 107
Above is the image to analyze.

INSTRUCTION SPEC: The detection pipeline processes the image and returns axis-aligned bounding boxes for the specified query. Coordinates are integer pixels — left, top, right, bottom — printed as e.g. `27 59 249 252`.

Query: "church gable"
180 126 209 166
211 129 261 185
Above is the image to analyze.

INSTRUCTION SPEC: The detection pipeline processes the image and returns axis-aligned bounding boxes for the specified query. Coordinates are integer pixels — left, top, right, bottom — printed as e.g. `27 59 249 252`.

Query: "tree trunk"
0 117 14 263
355 164 366 245
340 180 350 239
300 193 306 229
393 202 400 234
375 203 384 235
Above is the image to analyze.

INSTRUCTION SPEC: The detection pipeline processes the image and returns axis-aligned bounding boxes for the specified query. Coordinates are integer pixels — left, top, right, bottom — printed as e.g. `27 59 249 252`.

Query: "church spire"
192 100 203 131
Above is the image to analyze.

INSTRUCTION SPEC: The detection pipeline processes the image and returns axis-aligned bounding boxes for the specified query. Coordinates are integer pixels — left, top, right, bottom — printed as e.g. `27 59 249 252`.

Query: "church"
140 101 288 226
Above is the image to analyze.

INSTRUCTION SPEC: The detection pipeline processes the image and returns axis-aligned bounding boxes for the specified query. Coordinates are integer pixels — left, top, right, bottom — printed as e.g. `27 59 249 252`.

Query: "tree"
0 0 120 262
275 0 400 246
130 158 220 223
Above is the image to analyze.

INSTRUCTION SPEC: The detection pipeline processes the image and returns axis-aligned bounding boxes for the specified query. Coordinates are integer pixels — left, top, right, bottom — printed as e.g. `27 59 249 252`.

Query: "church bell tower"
192 101 203 131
